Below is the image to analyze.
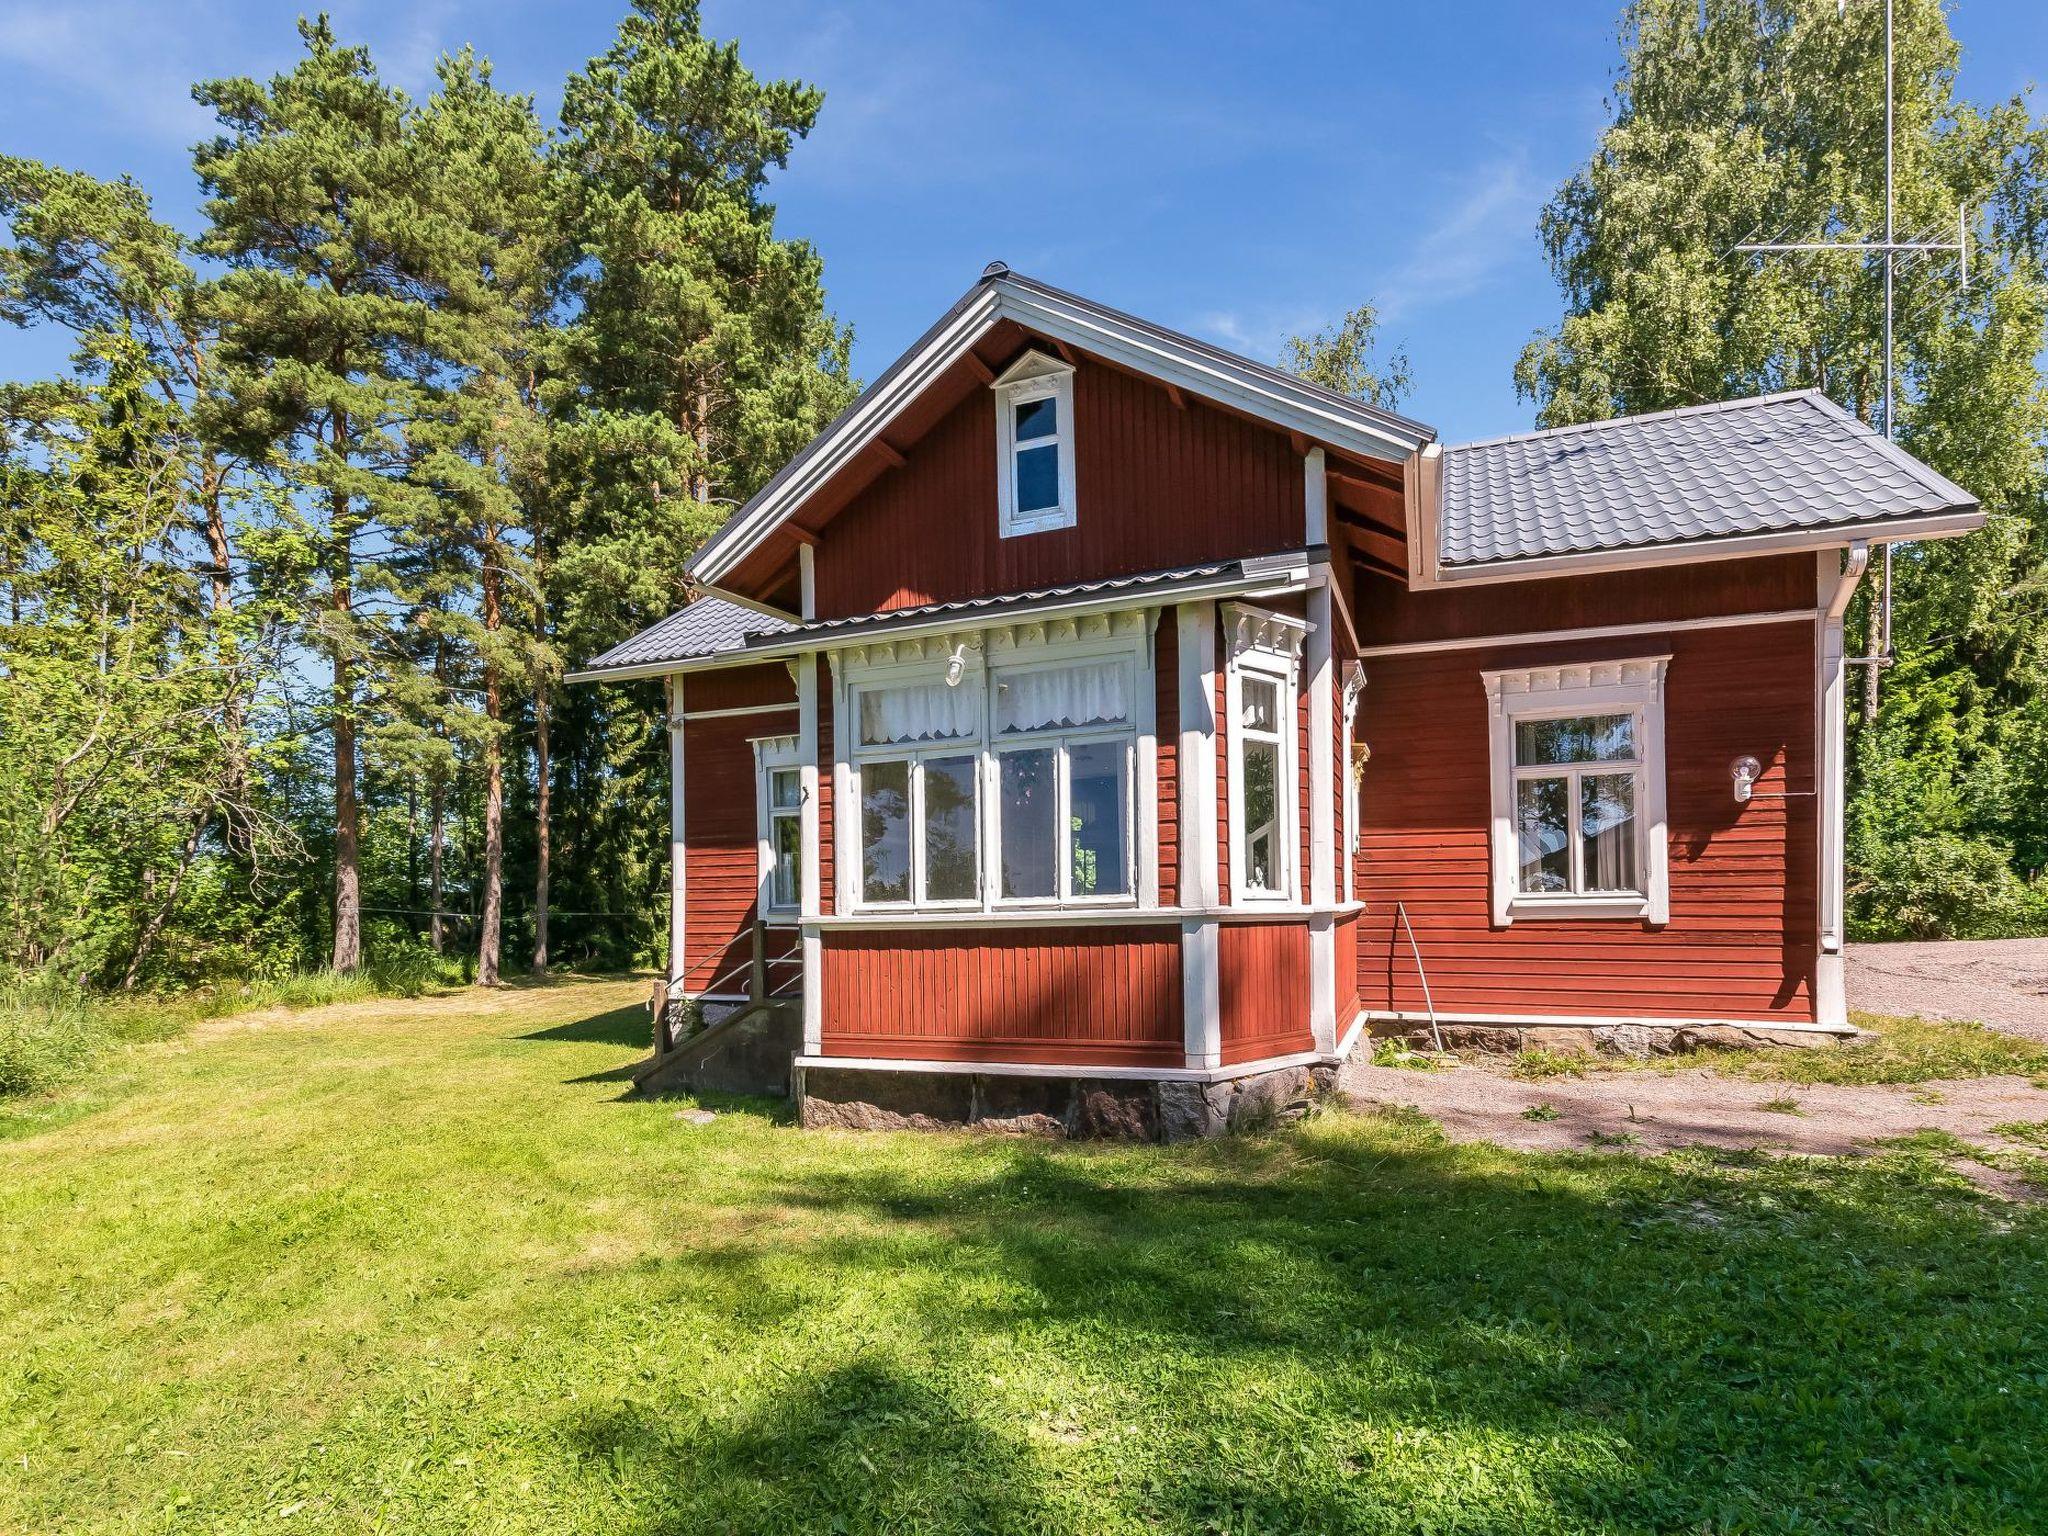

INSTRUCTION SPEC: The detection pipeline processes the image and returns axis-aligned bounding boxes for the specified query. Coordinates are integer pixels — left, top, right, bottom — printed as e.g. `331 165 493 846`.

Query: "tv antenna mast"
1733 0 1970 718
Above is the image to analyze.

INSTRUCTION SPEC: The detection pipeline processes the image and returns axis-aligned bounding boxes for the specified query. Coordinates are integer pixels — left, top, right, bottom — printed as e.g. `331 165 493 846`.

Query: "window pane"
994 661 1128 734
999 748 1058 899
1241 676 1279 733
860 759 910 902
1243 735 1280 892
1015 443 1060 513
770 767 800 809
1516 776 1571 893
1580 773 1639 893
1014 394 1057 442
1515 714 1634 767
923 753 979 902
1068 740 1128 897
771 812 800 908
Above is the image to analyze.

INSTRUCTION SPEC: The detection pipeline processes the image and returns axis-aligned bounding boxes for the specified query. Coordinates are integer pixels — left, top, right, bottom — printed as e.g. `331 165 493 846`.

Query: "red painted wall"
813 360 1304 619
682 663 798 994
815 658 836 918
819 925 1185 1066
1218 920 1315 1064
1354 618 1819 1022
1154 611 1180 902
1334 910 1362 1030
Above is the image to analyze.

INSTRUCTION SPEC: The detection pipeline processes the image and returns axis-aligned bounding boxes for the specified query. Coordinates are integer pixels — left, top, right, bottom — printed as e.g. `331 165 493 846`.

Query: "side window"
992 352 1077 537
756 737 805 915
1224 604 1307 904
1484 658 1670 925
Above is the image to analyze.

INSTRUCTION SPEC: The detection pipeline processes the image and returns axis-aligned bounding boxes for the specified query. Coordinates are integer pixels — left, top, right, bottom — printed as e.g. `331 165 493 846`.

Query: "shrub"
1847 831 2045 940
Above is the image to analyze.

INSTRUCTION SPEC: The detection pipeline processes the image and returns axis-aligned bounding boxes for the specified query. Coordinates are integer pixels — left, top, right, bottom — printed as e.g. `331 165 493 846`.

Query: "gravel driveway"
1335 937 2048 1194
1848 937 2048 1041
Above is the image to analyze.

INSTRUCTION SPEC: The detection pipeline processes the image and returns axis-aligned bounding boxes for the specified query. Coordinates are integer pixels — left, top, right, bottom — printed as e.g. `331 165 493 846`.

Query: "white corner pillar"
1307 568 1338 1053
666 673 687 994
1177 600 1221 1069
1814 544 1868 1028
796 652 823 1053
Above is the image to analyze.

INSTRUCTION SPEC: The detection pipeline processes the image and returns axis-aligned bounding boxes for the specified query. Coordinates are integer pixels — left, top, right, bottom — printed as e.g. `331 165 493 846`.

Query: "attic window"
993 351 1077 537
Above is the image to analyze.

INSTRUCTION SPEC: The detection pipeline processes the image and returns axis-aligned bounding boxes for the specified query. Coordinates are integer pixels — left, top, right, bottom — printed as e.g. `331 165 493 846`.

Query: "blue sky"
2 0 2044 442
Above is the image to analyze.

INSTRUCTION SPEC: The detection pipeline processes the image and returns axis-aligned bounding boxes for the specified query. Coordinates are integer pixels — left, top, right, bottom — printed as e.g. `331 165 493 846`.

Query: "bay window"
843 634 1140 912
1484 657 1670 925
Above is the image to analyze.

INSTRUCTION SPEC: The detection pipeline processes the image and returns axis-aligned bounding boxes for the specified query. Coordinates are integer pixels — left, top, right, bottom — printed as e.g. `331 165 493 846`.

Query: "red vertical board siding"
1354 620 1820 1022
682 664 798 991
815 658 835 917
1154 611 1180 902
1217 921 1315 1064
1297 669 1313 899
813 361 1304 619
819 925 1184 1065
1334 909 1362 1029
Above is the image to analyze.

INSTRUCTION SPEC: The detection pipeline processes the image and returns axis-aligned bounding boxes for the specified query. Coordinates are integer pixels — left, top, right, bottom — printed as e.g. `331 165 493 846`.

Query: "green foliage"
1280 302 1412 410
1523 0 2048 939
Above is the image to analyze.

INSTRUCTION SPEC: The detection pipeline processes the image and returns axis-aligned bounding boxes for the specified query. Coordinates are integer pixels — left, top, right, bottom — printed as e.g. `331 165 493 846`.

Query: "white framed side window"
992 350 1077 538
1483 656 1670 926
1341 661 1365 905
1224 603 1307 904
754 735 806 917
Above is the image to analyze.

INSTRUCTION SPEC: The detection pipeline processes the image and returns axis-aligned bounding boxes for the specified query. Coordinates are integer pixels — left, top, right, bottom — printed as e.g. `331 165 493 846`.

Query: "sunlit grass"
3 978 2046 1532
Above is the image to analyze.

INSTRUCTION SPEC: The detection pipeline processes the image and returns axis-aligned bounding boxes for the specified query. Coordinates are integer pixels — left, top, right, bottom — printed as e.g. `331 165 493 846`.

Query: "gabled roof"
1437 390 1979 576
687 264 1438 588
575 594 794 675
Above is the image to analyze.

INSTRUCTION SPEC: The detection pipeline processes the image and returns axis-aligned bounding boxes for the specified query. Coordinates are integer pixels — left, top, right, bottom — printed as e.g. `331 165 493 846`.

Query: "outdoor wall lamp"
1730 755 1763 804
945 642 971 687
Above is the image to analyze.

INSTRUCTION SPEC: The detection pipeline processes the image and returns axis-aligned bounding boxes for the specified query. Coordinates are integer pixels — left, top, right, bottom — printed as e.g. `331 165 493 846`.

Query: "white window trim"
992 351 1077 538
1224 603 1307 905
1483 656 1671 927
1341 661 1364 905
753 734 805 919
834 618 1150 916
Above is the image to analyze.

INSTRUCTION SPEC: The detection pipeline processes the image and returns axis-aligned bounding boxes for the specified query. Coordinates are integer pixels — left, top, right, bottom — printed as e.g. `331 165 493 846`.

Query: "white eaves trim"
689 272 1433 588
1424 507 1985 588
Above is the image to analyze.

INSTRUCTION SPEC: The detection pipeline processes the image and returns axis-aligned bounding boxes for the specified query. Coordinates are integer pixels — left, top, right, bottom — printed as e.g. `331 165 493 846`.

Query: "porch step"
634 997 802 1098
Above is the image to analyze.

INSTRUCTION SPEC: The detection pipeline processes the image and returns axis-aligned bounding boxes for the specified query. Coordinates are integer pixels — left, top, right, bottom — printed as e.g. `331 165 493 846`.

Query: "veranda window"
1224 604 1306 904
992 660 1133 901
853 678 980 907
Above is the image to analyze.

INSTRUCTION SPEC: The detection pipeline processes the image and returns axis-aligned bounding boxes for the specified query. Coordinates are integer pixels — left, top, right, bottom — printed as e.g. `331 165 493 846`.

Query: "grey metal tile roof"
579 595 795 673
1439 390 1977 569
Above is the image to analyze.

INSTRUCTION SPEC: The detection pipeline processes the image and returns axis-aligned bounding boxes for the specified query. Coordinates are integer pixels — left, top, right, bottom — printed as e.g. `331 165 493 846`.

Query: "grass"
1758 1096 1805 1116
1508 1012 2048 1088
4 978 2048 1533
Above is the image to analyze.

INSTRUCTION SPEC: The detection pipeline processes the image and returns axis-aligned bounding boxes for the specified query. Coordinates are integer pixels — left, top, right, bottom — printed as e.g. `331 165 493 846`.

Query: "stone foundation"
795 1061 1341 1141
1380 1020 1854 1059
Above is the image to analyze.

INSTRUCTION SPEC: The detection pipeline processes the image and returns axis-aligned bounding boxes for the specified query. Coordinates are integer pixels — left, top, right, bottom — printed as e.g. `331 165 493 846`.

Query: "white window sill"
1502 894 1656 924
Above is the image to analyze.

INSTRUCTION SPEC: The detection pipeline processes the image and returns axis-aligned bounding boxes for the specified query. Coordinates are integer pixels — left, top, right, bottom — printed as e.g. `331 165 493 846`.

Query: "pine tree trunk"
476 549 504 987
429 776 446 954
531 684 551 975
329 418 362 975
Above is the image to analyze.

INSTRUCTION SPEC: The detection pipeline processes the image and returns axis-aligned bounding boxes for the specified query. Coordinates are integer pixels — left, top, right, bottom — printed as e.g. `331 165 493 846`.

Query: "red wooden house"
571 265 1980 1136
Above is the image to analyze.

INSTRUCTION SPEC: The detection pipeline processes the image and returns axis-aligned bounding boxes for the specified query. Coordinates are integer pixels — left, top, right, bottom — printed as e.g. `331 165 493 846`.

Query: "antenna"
1732 0 1971 719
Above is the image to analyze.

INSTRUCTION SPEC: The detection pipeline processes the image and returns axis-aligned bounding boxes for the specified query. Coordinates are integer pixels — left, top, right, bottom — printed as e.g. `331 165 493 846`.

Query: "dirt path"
1849 937 2048 1042
1336 1060 2048 1196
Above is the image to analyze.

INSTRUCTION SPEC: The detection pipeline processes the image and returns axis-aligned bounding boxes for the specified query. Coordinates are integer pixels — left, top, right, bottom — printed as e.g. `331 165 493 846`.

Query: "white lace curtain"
995 661 1128 735
859 679 981 745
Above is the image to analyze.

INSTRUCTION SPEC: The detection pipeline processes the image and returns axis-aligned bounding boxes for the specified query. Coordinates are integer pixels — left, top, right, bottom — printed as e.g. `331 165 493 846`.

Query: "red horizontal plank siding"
814 359 1304 619
682 664 797 991
1354 621 1819 1022
1218 920 1315 1064
815 658 835 917
819 926 1185 1066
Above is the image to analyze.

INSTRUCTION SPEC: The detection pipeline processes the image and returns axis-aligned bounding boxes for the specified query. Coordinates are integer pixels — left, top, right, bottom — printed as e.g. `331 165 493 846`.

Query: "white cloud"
1376 148 1553 322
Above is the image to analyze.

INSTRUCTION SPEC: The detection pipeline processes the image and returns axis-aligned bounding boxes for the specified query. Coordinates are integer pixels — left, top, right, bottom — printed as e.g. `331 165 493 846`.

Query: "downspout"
1830 541 1871 624
1815 541 1869 1029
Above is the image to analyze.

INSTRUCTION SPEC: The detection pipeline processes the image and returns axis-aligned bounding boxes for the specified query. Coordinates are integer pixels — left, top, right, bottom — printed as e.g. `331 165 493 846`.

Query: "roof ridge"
1445 389 1830 454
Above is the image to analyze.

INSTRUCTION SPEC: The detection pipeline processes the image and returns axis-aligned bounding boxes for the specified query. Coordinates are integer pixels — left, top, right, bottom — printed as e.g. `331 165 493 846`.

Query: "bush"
1847 832 2048 941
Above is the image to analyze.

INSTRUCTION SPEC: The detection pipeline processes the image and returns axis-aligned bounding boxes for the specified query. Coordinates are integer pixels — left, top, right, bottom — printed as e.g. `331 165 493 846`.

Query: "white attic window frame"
992 349 1077 538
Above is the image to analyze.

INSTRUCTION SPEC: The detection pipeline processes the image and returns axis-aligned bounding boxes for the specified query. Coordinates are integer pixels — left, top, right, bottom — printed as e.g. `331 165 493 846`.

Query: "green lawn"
3 979 2045 1534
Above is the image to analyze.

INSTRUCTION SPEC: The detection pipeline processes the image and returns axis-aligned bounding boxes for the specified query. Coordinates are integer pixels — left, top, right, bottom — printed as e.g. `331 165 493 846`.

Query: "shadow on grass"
586 1112 2048 1533
521 1003 653 1050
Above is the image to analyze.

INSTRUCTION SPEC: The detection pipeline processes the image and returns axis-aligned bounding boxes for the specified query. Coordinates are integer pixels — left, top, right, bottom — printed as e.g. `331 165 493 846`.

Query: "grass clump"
1758 1095 1805 1116
1509 1048 1587 1080
1520 1102 1561 1122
